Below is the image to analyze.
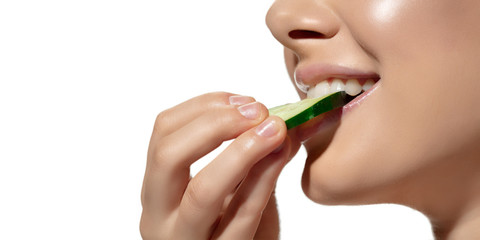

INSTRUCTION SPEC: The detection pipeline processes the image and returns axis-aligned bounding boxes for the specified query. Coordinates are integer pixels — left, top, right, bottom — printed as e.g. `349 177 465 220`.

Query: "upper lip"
294 63 380 93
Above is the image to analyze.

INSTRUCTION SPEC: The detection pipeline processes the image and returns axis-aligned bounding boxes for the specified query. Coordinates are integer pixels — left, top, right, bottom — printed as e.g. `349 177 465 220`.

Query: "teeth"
345 79 362 96
362 79 375 91
330 79 345 93
307 81 330 99
306 78 377 99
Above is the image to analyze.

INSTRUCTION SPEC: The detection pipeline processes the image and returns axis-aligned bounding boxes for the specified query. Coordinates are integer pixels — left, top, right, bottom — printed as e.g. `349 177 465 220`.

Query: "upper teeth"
306 79 375 99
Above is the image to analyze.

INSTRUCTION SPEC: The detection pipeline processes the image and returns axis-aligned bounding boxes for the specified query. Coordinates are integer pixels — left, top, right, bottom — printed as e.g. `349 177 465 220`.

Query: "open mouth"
290 64 382 140
306 78 380 100
293 63 381 106
291 75 381 142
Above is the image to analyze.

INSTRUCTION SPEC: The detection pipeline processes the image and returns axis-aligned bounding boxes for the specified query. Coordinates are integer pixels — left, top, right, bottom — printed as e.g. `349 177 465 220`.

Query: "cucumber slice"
268 91 352 129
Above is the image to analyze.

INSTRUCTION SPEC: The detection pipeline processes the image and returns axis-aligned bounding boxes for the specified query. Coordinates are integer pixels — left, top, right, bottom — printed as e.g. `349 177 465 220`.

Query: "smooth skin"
267 0 480 239
140 92 300 239
141 0 480 239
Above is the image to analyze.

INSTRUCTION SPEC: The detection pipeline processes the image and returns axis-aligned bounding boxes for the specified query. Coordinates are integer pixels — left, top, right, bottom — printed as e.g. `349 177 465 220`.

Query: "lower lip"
293 81 380 142
342 80 380 115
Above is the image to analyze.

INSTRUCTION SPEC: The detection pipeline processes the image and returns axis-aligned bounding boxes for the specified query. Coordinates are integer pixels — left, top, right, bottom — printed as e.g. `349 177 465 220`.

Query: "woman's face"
267 0 480 205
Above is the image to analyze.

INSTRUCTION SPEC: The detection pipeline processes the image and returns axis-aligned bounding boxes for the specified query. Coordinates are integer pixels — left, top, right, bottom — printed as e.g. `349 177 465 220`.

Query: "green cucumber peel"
268 91 352 129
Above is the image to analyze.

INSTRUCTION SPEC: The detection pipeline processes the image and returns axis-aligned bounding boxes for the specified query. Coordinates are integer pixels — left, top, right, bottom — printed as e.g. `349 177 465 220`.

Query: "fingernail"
237 102 261 120
229 95 254 106
255 119 278 137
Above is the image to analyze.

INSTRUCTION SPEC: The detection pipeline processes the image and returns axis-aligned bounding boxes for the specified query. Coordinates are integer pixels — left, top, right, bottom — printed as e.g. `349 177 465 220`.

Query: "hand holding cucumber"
140 92 299 239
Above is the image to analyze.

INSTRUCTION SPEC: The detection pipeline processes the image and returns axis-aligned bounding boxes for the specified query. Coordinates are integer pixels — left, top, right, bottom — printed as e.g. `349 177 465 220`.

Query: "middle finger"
174 116 287 239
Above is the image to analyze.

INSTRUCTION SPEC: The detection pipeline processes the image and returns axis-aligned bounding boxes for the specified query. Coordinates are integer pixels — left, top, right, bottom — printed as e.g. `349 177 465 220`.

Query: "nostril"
288 30 326 39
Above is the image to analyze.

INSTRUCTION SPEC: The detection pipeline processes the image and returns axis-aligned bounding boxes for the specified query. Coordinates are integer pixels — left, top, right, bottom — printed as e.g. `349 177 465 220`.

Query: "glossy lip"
342 80 380 115
294 63 380 93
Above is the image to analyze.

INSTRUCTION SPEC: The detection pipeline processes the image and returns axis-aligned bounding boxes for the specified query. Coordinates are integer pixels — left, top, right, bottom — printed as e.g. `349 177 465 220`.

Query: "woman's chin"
299 135 392 206
300 162 379 206
300 156 358 205
300 146 404 206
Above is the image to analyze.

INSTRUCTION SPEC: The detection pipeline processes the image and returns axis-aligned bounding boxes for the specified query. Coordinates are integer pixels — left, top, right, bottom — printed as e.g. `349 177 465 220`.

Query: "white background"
0 0 434 239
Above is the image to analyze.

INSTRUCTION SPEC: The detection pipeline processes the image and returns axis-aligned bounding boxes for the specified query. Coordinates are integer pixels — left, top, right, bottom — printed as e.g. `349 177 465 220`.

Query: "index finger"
152 92 255 138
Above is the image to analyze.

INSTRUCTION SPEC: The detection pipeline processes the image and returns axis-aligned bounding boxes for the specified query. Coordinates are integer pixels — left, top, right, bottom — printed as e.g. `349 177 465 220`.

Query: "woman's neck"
401 150 480 240
433 202 480 240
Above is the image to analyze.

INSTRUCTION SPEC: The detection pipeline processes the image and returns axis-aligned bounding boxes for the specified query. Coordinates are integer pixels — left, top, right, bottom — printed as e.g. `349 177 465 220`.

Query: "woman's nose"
266 0 340 54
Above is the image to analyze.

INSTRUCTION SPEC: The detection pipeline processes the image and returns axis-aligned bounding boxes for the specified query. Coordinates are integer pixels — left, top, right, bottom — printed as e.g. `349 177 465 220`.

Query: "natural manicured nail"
237 102 261 120
255 119 278 137
229 95 254 106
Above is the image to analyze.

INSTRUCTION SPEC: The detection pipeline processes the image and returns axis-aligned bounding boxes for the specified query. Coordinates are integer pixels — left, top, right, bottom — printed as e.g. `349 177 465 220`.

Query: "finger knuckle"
153 110 172 136
149 141 179 171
